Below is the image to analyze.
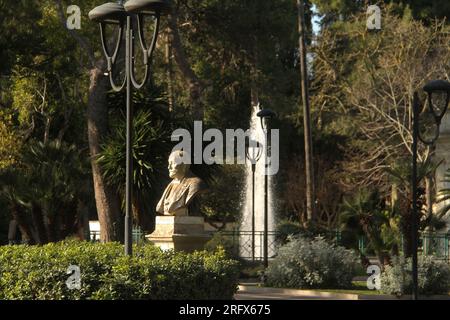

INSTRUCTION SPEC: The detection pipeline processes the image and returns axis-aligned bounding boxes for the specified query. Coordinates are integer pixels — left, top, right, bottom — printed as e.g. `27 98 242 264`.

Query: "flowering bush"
266 236 359 289
381 255 450 296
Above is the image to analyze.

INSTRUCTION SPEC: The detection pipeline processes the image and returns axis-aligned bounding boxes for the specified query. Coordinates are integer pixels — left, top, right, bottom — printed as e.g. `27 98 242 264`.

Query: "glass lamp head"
256 108 276 130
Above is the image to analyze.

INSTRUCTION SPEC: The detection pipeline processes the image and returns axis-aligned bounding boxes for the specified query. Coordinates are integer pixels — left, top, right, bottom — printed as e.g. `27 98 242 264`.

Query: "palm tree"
340 188 391 266
0 168 36 243
97 107 172 232
0 140 90 243
386 158 445 256
24 140 90 240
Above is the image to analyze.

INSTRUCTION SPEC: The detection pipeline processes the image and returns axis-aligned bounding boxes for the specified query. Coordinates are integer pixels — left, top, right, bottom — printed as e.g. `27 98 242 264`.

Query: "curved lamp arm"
130 13 161 89
99 22 127 92
246 142 263 164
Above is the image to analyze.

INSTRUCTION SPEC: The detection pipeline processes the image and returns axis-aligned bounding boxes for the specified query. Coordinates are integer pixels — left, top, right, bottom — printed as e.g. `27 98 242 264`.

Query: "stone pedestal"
146 216 212 252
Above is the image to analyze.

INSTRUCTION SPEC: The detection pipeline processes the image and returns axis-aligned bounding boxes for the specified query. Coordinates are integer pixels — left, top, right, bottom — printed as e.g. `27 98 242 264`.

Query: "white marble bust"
156 150 207 216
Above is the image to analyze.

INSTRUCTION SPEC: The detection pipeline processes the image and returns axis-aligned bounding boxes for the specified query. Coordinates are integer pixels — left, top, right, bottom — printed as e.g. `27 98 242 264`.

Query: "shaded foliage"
0 140 91 243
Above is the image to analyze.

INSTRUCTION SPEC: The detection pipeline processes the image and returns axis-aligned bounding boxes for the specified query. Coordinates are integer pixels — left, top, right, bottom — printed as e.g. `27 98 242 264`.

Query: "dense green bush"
381 255 450 296
266 236 359 289
0 241 239 300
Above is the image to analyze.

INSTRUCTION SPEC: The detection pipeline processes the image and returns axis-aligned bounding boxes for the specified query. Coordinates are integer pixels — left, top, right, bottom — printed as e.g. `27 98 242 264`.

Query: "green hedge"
0 241 239 300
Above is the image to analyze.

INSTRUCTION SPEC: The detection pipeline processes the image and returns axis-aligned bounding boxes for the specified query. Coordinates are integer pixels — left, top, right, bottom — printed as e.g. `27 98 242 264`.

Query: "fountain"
240 104 276 260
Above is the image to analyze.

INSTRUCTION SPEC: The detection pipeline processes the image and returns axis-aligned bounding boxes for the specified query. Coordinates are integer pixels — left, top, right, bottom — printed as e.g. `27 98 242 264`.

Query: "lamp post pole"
263 133 269 268
411 92 419 300
245 139 262 262
257 108 276 269
89 0 170 256
124 14 133 256
252 163 256 261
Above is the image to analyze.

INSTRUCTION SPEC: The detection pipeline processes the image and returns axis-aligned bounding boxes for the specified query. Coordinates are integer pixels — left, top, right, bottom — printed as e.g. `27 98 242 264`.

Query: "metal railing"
214 229 450 262
421 232 450 261
336 231 450 262
218 230 279 260
89 227 450 262
89 226 145 244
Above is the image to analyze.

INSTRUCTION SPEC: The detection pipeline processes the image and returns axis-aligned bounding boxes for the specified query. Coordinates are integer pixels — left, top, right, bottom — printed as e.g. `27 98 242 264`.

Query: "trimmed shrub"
381 255 450 296
0 241 239 300
266 236 359 289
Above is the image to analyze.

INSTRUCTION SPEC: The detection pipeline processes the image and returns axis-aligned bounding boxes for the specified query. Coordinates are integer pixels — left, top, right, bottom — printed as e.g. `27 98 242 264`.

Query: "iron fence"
215 229 450 262
89 226 145 244
89 227 450 262
218 230 279 260
421 232 450 261
336 231 450 261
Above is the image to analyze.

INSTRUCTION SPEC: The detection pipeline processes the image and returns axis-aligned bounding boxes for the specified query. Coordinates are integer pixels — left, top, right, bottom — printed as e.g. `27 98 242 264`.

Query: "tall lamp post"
245 138 262 262
89 0 170 256
256 107 276 268
411 79 450 299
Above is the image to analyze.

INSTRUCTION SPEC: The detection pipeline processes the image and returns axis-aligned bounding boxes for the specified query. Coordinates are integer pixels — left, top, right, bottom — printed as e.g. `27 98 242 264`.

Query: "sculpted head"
168 150 191 180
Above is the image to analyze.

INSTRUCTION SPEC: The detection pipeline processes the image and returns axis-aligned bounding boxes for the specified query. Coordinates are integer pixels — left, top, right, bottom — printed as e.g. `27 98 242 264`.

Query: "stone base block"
146 216 212 253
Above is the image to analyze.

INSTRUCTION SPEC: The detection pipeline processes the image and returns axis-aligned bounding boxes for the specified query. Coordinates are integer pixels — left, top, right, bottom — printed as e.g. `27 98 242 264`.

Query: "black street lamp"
256 107 276 269
411 79 450 299
245 137 262 262
89 0 170 256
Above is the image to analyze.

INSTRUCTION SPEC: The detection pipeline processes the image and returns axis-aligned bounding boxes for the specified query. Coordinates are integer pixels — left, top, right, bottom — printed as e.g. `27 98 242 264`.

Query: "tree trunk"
43 117 51 144
10 204 35 244
87 66 123 242
31 202 48 244
60 199 78 239
165 31 175 111
76 200 90 240
363 224 389 267
297 0 316 224
425 174 433 223
402 211 414 257
45 215 54 242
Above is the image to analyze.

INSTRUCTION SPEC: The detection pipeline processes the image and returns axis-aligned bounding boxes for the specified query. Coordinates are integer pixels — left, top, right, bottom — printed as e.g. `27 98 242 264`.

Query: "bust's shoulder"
183 173 207 190
184 175 202 184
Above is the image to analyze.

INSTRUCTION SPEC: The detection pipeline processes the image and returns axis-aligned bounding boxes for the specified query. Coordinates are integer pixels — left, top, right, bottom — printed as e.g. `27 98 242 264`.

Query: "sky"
312 4 322 36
